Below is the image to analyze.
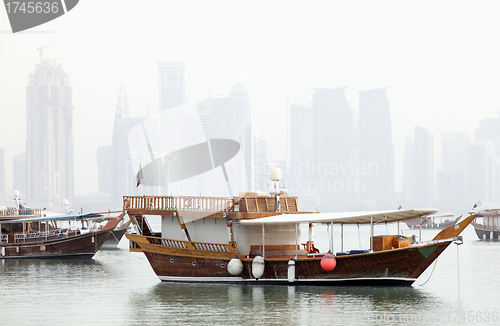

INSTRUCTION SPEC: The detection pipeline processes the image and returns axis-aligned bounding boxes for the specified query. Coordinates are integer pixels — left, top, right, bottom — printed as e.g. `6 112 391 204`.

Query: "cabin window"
12 223 23 233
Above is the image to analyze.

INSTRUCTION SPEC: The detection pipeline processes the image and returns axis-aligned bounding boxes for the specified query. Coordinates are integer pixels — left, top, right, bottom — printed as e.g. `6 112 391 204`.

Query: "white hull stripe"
157 276 416 283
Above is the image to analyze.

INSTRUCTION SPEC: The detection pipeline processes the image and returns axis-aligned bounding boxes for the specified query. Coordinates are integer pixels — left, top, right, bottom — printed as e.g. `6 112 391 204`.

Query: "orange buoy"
123 197 130 209
320 252 336 271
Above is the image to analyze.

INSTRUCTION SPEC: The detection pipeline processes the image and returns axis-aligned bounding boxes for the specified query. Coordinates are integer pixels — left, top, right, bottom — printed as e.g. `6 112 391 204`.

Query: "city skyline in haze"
2 1 500 213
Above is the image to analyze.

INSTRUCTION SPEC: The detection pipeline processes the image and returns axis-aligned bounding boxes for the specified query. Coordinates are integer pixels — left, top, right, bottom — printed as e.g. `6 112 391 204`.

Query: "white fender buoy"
320 251 337 271
227 255 243 276
252 255 265 279
288 258 296 283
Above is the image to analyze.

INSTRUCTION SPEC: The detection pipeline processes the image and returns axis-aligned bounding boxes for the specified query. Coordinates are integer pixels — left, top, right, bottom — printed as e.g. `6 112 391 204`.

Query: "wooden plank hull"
0 229 110 259
127 234 452 286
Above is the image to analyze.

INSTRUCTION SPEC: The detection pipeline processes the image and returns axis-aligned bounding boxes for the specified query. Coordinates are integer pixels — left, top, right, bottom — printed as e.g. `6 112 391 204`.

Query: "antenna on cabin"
36 44 52 62
13 190 21 209
269 167 286 212
63 199 73 214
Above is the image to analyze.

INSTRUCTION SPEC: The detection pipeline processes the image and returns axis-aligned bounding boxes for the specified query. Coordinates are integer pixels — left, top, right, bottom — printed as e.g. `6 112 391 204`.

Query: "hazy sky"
1 1 500 196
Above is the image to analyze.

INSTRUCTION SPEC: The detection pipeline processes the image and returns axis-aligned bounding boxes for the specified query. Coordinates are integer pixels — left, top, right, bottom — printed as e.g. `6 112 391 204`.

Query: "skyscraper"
0 149 4 196
402 136 415 204
476 116 500 156
311 87 355 211
289 104 317 211
210 82 256 191
13 153 26 196
414 126 433 207
466 140 495 204
158 62 185 112
358 88 394 208
97 87 144 209
436 132 467 211
26 58 74 205
230 82 251 133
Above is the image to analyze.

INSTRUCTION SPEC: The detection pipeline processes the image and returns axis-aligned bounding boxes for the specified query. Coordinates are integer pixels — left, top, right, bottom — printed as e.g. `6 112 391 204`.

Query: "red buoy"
320 252 336 271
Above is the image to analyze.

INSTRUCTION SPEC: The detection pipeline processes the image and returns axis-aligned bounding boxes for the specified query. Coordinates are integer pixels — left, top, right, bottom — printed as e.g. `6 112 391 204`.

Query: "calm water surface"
1 226 499 326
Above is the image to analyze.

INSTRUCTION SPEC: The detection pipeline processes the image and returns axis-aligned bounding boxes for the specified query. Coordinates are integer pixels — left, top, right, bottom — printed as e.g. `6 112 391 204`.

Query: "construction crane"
36 44 52 62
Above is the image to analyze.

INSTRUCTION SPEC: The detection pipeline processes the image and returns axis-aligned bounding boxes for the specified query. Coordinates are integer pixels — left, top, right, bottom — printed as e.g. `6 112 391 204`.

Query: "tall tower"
230 82 251 132
476 116 500 156
414 126 433 207
466 140 495 204
210 82 255 191
358 88 394 208
436 132 467 212
0 149 5 196
26 58 74 205
311 87 354 211
97 87 144 209
13 153 26 196
158 62 185 112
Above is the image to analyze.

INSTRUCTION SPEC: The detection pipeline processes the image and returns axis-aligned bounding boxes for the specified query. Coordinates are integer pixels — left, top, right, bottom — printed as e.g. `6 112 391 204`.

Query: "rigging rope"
418 257 439 286
457 242 460 294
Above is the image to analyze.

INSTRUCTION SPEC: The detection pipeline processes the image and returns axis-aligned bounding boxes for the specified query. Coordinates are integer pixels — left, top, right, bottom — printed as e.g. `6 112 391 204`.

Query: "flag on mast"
472 200 483 211
136 163 143 187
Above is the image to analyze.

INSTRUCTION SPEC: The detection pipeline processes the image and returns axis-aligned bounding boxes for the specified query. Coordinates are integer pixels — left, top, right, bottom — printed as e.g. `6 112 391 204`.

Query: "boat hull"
156 275 416 286
0 229 110 259
473 226 500 241
130 234 452 286
102 227 128 248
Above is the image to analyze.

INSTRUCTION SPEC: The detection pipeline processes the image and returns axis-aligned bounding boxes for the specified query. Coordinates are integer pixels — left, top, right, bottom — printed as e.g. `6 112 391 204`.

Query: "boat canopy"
0 212 103 224
238 209 437 225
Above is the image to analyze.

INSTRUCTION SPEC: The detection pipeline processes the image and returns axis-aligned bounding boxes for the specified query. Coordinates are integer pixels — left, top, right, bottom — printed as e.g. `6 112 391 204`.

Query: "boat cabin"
472 209 500 240
0 213 104 245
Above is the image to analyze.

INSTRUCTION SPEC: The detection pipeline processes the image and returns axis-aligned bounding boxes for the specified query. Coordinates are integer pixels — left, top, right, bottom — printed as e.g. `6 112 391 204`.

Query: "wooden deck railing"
0 207 43 217
123 196 234 212
472 221 499 231
145 235 233 253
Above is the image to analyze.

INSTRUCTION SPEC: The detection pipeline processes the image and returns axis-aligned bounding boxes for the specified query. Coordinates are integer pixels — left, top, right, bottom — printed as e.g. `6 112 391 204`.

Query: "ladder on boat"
130 214 153 236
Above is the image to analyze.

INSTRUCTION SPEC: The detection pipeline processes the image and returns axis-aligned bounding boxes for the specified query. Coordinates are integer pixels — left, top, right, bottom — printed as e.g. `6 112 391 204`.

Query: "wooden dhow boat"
471 209 500 240
76 211 131 248
102 217 131 248
0 211 125 259
124 175 475 286
405 212 462 230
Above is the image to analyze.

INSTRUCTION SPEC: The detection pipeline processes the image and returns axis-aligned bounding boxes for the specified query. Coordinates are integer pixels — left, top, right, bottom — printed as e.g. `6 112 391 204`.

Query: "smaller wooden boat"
103 219 131 248
0 211 125 259
73 211 131 248
405 213 462 229
471 209 500 240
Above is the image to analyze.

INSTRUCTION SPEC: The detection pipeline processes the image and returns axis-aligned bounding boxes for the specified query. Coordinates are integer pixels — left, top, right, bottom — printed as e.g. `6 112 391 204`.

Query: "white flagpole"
138 158 149 196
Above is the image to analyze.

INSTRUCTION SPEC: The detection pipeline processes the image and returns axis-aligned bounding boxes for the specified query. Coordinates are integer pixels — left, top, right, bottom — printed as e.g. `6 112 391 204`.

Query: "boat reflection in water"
129 281 440 325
